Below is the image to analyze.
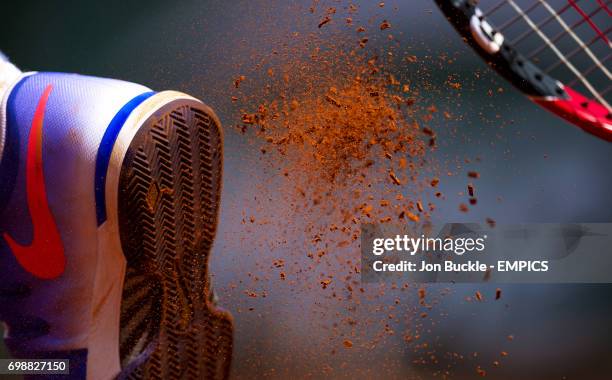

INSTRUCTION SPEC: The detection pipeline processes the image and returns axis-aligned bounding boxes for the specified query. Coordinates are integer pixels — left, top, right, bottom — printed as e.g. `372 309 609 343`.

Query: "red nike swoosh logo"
3 85 65 279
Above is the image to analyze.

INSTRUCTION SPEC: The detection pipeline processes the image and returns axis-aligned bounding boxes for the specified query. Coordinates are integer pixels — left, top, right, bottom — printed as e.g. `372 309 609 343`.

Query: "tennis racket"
435 0 611 141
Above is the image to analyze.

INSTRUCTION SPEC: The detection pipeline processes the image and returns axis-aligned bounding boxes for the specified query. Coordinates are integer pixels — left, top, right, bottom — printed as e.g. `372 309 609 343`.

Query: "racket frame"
435 0 612 142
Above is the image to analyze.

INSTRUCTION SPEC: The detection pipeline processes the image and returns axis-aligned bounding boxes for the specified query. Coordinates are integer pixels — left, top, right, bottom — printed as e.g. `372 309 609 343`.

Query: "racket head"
435 0 612 142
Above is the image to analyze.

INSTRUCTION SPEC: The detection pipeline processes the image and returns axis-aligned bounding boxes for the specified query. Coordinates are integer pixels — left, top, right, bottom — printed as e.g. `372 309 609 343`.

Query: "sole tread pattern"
117 100 232 380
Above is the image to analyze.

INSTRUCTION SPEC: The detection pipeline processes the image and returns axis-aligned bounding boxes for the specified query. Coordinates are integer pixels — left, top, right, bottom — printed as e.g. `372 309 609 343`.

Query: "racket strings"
524 3 604 58
547 27 611 75
510 2 573 45
497 1 542 31
568 0 610 45
568 53 611 87
478 0 611 109
483 0 577 21
538 0 611 80
596 0 612 17
483 0 512 17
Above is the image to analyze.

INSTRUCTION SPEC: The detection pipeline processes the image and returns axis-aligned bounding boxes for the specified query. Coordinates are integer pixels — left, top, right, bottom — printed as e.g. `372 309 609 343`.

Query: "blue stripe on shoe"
94 91 154 226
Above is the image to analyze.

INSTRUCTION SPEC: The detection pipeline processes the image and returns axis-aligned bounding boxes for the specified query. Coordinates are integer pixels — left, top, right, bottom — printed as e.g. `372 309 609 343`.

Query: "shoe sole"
113 95 233 379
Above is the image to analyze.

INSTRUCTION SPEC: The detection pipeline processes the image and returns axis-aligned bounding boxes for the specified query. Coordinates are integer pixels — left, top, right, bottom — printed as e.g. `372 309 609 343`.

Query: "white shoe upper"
0 52 21 164
0 70 151 379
